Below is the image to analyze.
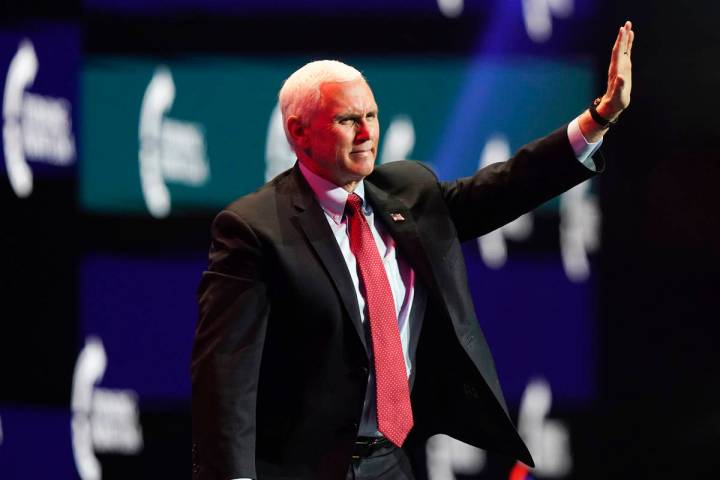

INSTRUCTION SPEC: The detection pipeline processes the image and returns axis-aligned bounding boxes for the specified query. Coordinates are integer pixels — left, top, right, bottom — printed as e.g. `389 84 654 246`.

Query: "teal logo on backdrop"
82 57 279 216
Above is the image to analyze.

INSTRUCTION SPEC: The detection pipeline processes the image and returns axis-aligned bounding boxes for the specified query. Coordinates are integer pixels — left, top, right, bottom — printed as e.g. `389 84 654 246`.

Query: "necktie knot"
346 192 363 217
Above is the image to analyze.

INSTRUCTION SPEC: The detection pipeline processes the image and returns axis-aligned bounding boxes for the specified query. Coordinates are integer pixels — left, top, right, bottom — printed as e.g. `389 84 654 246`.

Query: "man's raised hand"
578 21 634 142
598 21 634 121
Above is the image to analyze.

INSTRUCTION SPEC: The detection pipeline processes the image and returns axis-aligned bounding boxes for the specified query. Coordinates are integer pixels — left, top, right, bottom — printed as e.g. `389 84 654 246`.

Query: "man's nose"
354 119 371 142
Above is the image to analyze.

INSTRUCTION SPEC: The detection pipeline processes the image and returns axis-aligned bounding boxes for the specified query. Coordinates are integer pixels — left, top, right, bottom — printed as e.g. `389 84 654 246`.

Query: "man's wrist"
578 109 607 143
594 97 622 124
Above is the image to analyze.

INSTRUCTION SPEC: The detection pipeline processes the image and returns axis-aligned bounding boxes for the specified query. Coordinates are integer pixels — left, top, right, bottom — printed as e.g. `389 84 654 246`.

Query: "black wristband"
588 98 618 128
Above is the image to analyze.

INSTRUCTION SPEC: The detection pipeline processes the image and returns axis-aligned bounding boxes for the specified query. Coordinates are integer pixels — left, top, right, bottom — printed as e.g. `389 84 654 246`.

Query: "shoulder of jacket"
220 167 296 224
371 160 438 184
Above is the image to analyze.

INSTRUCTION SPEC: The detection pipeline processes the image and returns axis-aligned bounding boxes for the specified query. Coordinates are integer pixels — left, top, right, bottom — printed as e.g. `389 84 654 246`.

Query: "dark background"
596 3 720 477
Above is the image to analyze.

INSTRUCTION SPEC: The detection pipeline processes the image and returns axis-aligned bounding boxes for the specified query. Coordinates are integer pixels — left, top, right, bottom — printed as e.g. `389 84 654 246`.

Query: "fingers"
621 21 633 55
606 21 634 102
610 22 631 66
620 24 629 55
609 25 623 76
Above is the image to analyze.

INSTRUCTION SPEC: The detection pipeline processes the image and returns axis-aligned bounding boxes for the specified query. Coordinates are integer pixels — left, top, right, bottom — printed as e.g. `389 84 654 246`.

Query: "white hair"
278 60 364 146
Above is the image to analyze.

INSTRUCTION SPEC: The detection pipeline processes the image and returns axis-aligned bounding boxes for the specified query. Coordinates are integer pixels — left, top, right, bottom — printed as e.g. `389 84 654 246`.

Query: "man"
192 22 635 480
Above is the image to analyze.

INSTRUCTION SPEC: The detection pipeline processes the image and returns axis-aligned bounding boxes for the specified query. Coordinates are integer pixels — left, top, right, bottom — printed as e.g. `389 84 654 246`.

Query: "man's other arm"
192 210 269 480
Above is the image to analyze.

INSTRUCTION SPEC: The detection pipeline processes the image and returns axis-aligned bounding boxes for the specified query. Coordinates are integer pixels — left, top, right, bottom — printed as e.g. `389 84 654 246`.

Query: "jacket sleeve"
192 209 268 480
438 126 602 242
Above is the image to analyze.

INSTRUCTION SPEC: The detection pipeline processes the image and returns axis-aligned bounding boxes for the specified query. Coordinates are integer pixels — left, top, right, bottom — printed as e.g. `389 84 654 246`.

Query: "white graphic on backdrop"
2 39 76 198
437 0 464 18
517 378 572 476
559 181 600 282
477 134 534 268
71 337 143 480
522 0 574 43
426 434 487 480
379 115 415 165
436 0 575 36
139 66 210 218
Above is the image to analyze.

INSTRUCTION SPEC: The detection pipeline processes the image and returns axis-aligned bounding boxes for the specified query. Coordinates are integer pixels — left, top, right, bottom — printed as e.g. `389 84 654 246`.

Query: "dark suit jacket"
191 126 601 480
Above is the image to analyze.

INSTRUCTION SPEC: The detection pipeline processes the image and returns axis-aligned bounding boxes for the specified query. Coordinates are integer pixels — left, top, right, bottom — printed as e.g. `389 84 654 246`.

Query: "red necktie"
345 192 413 447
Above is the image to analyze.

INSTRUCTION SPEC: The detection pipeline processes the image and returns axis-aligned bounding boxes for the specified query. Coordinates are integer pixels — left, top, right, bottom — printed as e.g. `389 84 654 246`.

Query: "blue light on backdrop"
80 253 205 403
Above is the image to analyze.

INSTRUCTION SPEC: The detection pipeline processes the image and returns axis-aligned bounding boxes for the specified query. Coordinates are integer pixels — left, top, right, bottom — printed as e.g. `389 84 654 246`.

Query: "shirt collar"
298 162 367 225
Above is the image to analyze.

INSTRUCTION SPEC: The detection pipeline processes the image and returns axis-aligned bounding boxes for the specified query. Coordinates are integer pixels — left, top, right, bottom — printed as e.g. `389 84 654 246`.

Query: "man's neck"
297 159 361 193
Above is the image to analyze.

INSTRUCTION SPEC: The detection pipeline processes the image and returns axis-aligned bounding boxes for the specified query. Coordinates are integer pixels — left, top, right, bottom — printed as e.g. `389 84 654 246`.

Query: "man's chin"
343 156 375 176
337 166 373 191
354 164 375 180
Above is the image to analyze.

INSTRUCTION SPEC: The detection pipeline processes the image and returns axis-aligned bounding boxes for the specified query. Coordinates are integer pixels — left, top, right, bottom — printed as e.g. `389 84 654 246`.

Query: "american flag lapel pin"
390 212 406 222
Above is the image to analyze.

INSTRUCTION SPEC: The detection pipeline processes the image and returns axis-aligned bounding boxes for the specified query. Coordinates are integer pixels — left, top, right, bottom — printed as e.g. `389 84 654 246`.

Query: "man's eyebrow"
334 109 379 120
334 112 360 120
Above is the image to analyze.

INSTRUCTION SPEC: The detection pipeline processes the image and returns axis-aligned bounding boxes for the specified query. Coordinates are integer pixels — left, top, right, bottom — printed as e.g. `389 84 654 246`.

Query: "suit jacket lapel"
289 166 369 356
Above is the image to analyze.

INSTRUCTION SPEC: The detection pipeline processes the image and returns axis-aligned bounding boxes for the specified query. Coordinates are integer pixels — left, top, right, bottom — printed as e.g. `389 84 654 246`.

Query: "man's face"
299 78 379 191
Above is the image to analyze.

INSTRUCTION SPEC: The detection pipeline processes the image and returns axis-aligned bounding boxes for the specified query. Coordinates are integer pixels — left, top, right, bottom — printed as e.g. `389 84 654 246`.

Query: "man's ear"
287 116 309 149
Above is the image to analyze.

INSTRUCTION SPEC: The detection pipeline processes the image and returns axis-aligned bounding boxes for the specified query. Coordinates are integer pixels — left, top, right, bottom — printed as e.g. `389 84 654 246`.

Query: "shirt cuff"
567 116 602 171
